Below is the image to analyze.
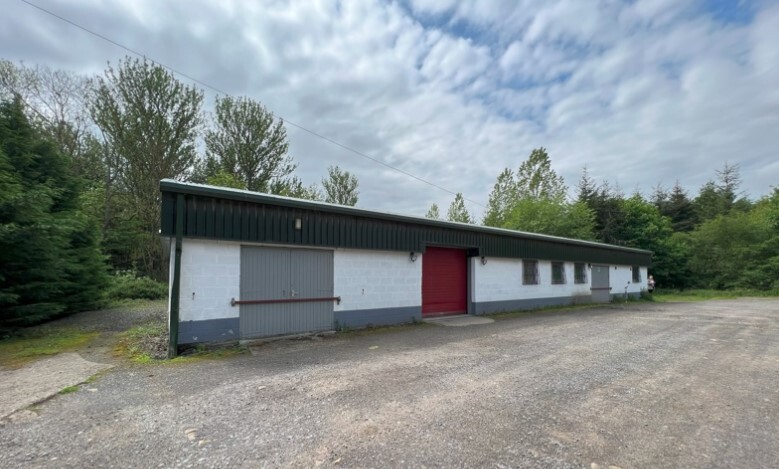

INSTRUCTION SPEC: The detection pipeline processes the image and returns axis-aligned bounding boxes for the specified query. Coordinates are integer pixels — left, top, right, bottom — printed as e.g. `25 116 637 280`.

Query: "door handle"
290 289 298 298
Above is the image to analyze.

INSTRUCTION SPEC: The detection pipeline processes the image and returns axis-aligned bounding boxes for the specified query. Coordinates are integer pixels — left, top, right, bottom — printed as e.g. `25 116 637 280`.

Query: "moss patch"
0 328 98 368
58 385 79 395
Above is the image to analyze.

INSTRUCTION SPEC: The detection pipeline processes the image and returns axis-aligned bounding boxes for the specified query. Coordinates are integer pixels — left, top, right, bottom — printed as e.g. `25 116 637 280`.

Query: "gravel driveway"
1 299 777 468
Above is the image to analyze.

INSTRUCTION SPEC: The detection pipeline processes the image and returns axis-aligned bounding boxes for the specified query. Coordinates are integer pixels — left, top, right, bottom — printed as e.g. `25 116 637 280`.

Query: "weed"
58 385 79 395
114 321 168 363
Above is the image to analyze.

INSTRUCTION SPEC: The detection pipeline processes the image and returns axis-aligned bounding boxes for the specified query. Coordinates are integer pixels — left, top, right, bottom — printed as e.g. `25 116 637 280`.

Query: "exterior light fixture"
409 252 418 262
481 256 487 265
294 218 302 230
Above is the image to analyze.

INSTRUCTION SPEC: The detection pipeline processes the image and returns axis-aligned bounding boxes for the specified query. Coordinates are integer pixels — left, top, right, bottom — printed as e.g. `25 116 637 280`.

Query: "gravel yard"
1 299 777 468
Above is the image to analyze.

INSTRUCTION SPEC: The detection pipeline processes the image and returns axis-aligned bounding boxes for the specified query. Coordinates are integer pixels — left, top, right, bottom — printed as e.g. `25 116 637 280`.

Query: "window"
632 266 641 283
522 260 539 285
574 263 587 284
551 262 566 284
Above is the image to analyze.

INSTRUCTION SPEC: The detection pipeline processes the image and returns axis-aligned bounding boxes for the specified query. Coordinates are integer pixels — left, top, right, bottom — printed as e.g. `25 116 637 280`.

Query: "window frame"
574 262 587 284
631 266 641 283
522 260 539 285
551 261 566 285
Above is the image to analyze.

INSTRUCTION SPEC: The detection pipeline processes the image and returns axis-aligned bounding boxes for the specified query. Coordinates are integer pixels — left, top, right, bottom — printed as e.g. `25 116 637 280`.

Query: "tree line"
429 148 779 291
0 57 359 328
2 57 775 329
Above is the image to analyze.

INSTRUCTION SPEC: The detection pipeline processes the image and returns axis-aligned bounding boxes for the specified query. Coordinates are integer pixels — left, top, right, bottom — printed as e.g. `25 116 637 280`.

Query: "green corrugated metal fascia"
160 179 652 266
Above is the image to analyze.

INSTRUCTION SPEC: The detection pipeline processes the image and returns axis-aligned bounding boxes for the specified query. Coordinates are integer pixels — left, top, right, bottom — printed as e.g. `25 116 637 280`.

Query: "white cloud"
1 0 777 217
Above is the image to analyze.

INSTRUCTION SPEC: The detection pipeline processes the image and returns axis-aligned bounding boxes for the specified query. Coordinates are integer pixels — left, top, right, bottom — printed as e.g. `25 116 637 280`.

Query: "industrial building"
160 180 651 349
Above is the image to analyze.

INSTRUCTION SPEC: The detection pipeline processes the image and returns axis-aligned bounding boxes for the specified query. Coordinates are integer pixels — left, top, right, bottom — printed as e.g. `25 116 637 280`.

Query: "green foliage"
322 165 359 206
692 163 751 224
0 97 108 329
446 193 473 223
270 176 323 201
200 95 294 192
206 169 246 190
651 289 779 302
107 273 168 301
486 150 595 239
504 198 596 240
687 195 779 290
425 203 441 219
91 57 203 279
515 147 566 199
483 168 517 227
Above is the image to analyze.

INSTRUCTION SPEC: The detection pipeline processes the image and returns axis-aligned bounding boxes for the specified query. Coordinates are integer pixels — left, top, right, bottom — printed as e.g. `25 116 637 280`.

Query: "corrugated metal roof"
160 179 651 257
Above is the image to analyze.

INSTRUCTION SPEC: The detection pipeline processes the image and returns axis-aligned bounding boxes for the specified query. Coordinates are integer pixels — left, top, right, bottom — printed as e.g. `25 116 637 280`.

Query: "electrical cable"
18 0 487 208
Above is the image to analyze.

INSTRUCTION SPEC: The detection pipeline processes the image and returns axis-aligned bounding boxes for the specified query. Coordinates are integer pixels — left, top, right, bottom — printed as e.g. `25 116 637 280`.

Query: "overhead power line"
19 0 487 208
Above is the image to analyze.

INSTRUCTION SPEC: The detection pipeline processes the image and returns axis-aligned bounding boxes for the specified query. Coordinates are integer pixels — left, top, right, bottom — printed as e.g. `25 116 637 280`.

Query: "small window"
574 263 587 284
551 262 566 284
522 260 539 285
632 266 641 283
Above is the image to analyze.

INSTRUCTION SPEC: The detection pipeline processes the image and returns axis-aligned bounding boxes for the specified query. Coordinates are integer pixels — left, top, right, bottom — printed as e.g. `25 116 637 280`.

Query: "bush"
107 273 168 301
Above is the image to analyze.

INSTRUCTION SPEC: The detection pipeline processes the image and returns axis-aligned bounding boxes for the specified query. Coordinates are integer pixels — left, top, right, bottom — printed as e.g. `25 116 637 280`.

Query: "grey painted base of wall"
335 306 422 329
179 317 239 344
178 293 641 344
472 296 584 315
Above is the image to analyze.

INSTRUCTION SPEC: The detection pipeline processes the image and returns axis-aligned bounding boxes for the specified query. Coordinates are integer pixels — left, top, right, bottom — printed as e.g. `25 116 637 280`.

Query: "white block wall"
333 249 421 311
178 239 240 322
472 258 592 303
609 265 648 295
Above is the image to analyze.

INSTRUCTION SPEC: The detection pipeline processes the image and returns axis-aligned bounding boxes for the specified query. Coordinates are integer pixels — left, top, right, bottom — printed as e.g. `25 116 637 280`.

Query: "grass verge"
652 289 779 302
0 328 99 369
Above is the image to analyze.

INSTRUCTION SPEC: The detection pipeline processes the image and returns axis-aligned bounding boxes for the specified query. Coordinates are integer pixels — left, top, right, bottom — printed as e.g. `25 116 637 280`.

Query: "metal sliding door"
240 246 333 338
590 264 611 303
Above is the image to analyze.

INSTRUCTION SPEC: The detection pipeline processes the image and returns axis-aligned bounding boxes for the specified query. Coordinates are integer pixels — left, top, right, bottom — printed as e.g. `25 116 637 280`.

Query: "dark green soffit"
160 179 652 266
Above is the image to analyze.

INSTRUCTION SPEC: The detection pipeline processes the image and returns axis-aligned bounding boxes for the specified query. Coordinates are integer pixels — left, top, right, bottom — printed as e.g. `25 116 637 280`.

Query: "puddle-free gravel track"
1 299 777 468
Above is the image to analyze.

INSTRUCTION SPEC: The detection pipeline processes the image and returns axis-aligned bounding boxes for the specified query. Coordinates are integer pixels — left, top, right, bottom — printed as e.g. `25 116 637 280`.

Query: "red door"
422 247 467 317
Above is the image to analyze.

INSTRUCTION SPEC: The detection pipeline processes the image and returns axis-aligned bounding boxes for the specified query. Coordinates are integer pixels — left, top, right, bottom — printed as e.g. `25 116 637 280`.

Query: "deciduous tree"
90 57 203 279
425 203 441 220
200 95 295 192
322 165 359 206
447 193 473 223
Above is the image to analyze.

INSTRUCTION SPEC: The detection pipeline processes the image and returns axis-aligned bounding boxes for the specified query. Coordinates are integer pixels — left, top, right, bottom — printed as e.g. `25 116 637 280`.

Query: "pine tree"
0 97 107 328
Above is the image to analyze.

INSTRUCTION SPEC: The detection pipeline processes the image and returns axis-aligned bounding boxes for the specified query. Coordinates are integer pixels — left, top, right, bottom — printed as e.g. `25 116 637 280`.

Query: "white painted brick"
178 239 240 321
474 258 593 302
334 249 421 312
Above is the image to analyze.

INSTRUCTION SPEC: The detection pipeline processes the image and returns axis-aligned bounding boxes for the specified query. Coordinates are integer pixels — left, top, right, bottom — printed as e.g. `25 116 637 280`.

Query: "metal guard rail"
231 296 341 306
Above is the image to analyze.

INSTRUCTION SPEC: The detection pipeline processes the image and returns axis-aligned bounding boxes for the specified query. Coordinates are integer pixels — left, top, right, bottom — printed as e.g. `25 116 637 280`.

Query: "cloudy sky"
3 0 778 217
